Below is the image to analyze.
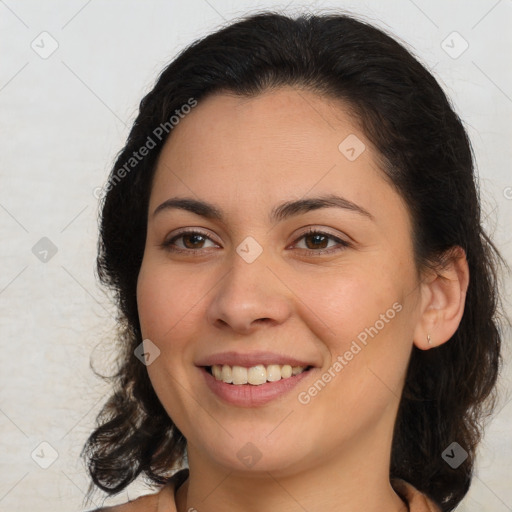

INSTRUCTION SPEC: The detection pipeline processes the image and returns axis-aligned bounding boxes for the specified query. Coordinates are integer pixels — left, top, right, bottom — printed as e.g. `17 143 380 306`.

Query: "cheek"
301 263 413 395
136 261 204 339
136 262 202 426
298 263 403 348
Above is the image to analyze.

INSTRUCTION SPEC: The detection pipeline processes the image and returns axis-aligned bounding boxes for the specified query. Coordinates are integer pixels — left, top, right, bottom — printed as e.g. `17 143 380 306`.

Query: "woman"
82 11 505 512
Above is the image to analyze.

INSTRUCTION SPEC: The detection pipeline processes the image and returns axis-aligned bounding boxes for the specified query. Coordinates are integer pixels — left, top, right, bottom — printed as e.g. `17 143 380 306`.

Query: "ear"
413 246 470 350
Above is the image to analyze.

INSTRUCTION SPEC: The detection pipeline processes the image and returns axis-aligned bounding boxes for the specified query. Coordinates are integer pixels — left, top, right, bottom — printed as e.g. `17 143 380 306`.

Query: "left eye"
294 230 349 253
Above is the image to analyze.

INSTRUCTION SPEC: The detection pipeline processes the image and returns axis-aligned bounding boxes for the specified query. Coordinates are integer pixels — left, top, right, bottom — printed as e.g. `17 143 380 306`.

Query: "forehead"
148 87 408 230
153 88 378 183
161 87 362 155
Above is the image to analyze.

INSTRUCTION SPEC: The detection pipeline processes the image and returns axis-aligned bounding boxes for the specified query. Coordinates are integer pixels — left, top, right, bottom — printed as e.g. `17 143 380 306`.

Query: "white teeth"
281 364 292 379
221 364 232 383
232 365 248 385
212 365 222 380
266 364 282 382
247 365 267 385
210 363 307 385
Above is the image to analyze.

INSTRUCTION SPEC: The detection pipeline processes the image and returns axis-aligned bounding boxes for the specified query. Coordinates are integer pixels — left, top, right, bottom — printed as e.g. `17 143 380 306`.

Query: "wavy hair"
81 11 507 511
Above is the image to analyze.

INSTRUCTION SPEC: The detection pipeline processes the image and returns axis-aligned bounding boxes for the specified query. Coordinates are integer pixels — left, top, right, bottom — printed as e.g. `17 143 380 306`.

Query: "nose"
206 249 292 334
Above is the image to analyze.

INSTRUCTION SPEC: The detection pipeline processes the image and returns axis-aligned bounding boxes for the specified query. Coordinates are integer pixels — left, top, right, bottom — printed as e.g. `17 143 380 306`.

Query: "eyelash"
160 227 351 256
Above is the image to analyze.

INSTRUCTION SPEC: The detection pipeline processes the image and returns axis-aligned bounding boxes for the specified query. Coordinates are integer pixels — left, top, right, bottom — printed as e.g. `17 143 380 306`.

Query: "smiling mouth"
205 364 313 385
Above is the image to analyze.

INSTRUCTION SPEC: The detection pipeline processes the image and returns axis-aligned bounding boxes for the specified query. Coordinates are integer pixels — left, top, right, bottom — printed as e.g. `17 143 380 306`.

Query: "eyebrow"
152 193 374 223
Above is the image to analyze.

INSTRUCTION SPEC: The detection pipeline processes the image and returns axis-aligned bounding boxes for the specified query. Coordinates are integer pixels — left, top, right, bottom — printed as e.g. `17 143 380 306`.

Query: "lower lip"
201 367 313 407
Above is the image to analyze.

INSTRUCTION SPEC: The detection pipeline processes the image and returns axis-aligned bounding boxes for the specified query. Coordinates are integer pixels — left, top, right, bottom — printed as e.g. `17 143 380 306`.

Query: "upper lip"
196 351 315 368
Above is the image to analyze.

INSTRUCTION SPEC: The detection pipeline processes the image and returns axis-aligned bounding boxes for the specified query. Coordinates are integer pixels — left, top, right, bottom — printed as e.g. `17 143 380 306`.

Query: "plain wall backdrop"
0 1 511 511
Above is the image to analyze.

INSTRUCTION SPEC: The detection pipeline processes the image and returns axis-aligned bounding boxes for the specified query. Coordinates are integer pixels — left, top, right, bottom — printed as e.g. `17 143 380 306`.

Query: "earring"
427 333 432 345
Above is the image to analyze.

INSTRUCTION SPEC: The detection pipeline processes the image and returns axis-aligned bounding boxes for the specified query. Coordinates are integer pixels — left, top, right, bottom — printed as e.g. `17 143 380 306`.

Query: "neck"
176 421 407 512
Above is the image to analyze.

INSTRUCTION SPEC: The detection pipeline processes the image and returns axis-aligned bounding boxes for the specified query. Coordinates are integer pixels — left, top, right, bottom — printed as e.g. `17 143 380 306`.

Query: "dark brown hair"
81 11 507 511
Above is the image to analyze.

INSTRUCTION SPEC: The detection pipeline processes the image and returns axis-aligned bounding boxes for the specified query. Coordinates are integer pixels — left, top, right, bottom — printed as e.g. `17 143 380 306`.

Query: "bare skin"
134 87 469 512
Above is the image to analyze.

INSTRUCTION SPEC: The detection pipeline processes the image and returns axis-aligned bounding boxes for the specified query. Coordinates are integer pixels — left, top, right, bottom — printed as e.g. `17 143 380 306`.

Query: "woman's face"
137 87 424 476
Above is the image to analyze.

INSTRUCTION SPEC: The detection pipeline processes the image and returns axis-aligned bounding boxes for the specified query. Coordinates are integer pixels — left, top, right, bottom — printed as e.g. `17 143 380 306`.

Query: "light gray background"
0 1 511 511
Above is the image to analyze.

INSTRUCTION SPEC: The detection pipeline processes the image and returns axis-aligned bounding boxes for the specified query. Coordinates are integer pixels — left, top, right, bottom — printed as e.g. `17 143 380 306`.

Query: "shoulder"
88 490 160 512
391 478 442 512
86 469 189 512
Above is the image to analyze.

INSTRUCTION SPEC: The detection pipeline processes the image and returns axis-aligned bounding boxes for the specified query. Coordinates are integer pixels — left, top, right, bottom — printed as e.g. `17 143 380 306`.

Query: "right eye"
160 229 220 253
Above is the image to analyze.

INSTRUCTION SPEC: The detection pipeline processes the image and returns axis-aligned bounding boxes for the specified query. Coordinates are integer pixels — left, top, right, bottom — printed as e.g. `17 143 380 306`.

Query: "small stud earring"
427 333 432 345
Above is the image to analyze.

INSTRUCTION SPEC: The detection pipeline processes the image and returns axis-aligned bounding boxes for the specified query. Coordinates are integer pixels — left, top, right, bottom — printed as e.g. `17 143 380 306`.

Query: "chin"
188 428 316 476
